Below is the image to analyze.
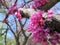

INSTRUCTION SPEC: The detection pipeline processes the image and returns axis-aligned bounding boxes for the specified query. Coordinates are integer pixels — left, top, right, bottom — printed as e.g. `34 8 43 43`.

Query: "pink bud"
15 10 22 20
47 10 53 18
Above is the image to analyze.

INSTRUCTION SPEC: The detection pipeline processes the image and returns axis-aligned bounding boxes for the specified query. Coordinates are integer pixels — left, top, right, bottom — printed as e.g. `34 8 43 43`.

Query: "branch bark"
5 21 16 38
5 20 20 45
37 0 60 11
15 36 20 45
5 30 7 45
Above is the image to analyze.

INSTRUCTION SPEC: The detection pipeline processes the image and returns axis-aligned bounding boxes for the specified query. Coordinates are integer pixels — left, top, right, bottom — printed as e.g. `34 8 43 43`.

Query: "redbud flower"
47 10 53 18
30 0 49 8
28 10 49 43
28 10 60 45
41 39 49 45
8 3 17 14
15 10 22 20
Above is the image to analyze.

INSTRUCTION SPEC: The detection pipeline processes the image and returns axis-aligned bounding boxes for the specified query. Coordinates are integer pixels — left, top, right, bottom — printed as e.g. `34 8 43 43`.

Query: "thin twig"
5 27 8 45
19 20 27 38
15 0 18 4
21 0 33 8
5 21 16 37
23 18 28 27
13 16 18 33
0 28 8 36
17 18 28 36
0 0 8 9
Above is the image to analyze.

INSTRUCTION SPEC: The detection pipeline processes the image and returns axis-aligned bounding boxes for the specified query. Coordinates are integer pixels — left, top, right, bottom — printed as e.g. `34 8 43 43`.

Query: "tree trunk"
16 39 20 45
22 37 28 45
15 37 20 45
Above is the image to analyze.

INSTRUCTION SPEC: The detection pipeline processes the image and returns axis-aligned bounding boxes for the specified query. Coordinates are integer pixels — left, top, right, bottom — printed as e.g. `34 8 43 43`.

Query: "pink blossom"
8 3 22 20
28 10 49 43
41 39 49 45
28 10 60 44
30 0 49 8
15 10 22 20
8 3 17 14
47 10 53 18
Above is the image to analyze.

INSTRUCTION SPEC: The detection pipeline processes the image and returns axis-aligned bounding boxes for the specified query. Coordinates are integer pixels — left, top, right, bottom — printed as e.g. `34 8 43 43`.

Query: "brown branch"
0 21 9 36
19 20 27 38
13 16 18 33
23 18 28 27
20 8 35 18
21 0 33 8
15 0 18 4
0 28 8 36
0 0 8 9
18 19 31 45
22 33 31 45
23 0 26 3
17 18 28 37
37 0 60 11
5 28 8 45
5 21 16 37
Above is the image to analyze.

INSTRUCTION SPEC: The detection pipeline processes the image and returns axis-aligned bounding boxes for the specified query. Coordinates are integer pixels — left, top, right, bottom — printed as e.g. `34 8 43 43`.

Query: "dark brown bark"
38 0 60 11
16 39 20 45
22 34 31 45
5 32 7 45
15 36 20 45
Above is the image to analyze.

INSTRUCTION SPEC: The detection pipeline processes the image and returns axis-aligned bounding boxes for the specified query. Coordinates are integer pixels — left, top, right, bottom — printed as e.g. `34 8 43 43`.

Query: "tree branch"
19 20 27 38
0 28 8 36
0 0 8 9
23 18 28 27
37 0 60 11
15 0 18 4
21 0 33 8
5 28 8 45
5 21 16 37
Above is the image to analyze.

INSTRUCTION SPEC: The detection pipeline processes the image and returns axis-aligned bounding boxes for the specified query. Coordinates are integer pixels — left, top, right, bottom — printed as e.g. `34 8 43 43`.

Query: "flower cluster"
8 4 22 20
28 10 49 43
8 4 17 14
28 10 60 45
30 0 49 8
